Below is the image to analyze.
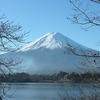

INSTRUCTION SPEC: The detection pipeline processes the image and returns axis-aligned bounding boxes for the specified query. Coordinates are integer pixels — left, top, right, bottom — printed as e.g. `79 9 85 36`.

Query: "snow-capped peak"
17 32 72 52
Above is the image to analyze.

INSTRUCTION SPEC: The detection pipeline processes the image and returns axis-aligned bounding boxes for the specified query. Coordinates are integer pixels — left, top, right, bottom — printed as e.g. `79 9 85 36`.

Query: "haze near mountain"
2 32 98 74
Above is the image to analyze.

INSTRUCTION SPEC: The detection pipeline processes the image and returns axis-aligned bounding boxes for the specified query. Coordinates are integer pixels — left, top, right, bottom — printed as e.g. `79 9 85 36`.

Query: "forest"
0 71 100 83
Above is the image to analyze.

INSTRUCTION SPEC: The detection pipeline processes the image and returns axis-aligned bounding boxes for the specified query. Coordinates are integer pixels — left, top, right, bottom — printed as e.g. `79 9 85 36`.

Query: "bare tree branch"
91 0 100 4
0 14 28 99
68 0 100 28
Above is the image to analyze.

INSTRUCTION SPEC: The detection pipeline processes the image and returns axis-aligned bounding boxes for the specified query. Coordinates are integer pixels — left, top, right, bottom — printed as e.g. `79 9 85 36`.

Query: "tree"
63 0 100 99
67 0 100 28
67 0 100 77
0 14 27 100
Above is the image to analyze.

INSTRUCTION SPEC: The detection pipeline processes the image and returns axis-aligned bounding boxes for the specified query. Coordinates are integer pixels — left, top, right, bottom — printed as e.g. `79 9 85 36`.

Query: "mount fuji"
1 32 98 74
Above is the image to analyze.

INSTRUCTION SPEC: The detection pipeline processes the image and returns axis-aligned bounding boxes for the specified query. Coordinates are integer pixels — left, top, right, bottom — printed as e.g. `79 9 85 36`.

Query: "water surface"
5 83 99 100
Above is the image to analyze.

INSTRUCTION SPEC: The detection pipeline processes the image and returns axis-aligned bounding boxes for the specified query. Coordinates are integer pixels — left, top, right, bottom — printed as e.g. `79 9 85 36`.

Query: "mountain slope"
1 32 98 74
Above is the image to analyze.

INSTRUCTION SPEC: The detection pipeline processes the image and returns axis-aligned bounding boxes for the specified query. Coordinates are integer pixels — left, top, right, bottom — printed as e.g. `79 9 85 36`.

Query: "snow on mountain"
16 32 82 51
1 32 99 74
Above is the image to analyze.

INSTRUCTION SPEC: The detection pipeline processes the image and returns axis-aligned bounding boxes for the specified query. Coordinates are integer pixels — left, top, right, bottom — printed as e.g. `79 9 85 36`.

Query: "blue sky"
0 0 100 50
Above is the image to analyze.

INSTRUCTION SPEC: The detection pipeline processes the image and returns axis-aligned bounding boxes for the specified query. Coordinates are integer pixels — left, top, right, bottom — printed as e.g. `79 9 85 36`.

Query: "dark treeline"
0 71 100 83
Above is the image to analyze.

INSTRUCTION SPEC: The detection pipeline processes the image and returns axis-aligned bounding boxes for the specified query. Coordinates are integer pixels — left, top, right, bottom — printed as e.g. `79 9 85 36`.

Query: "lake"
4 83 100 100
